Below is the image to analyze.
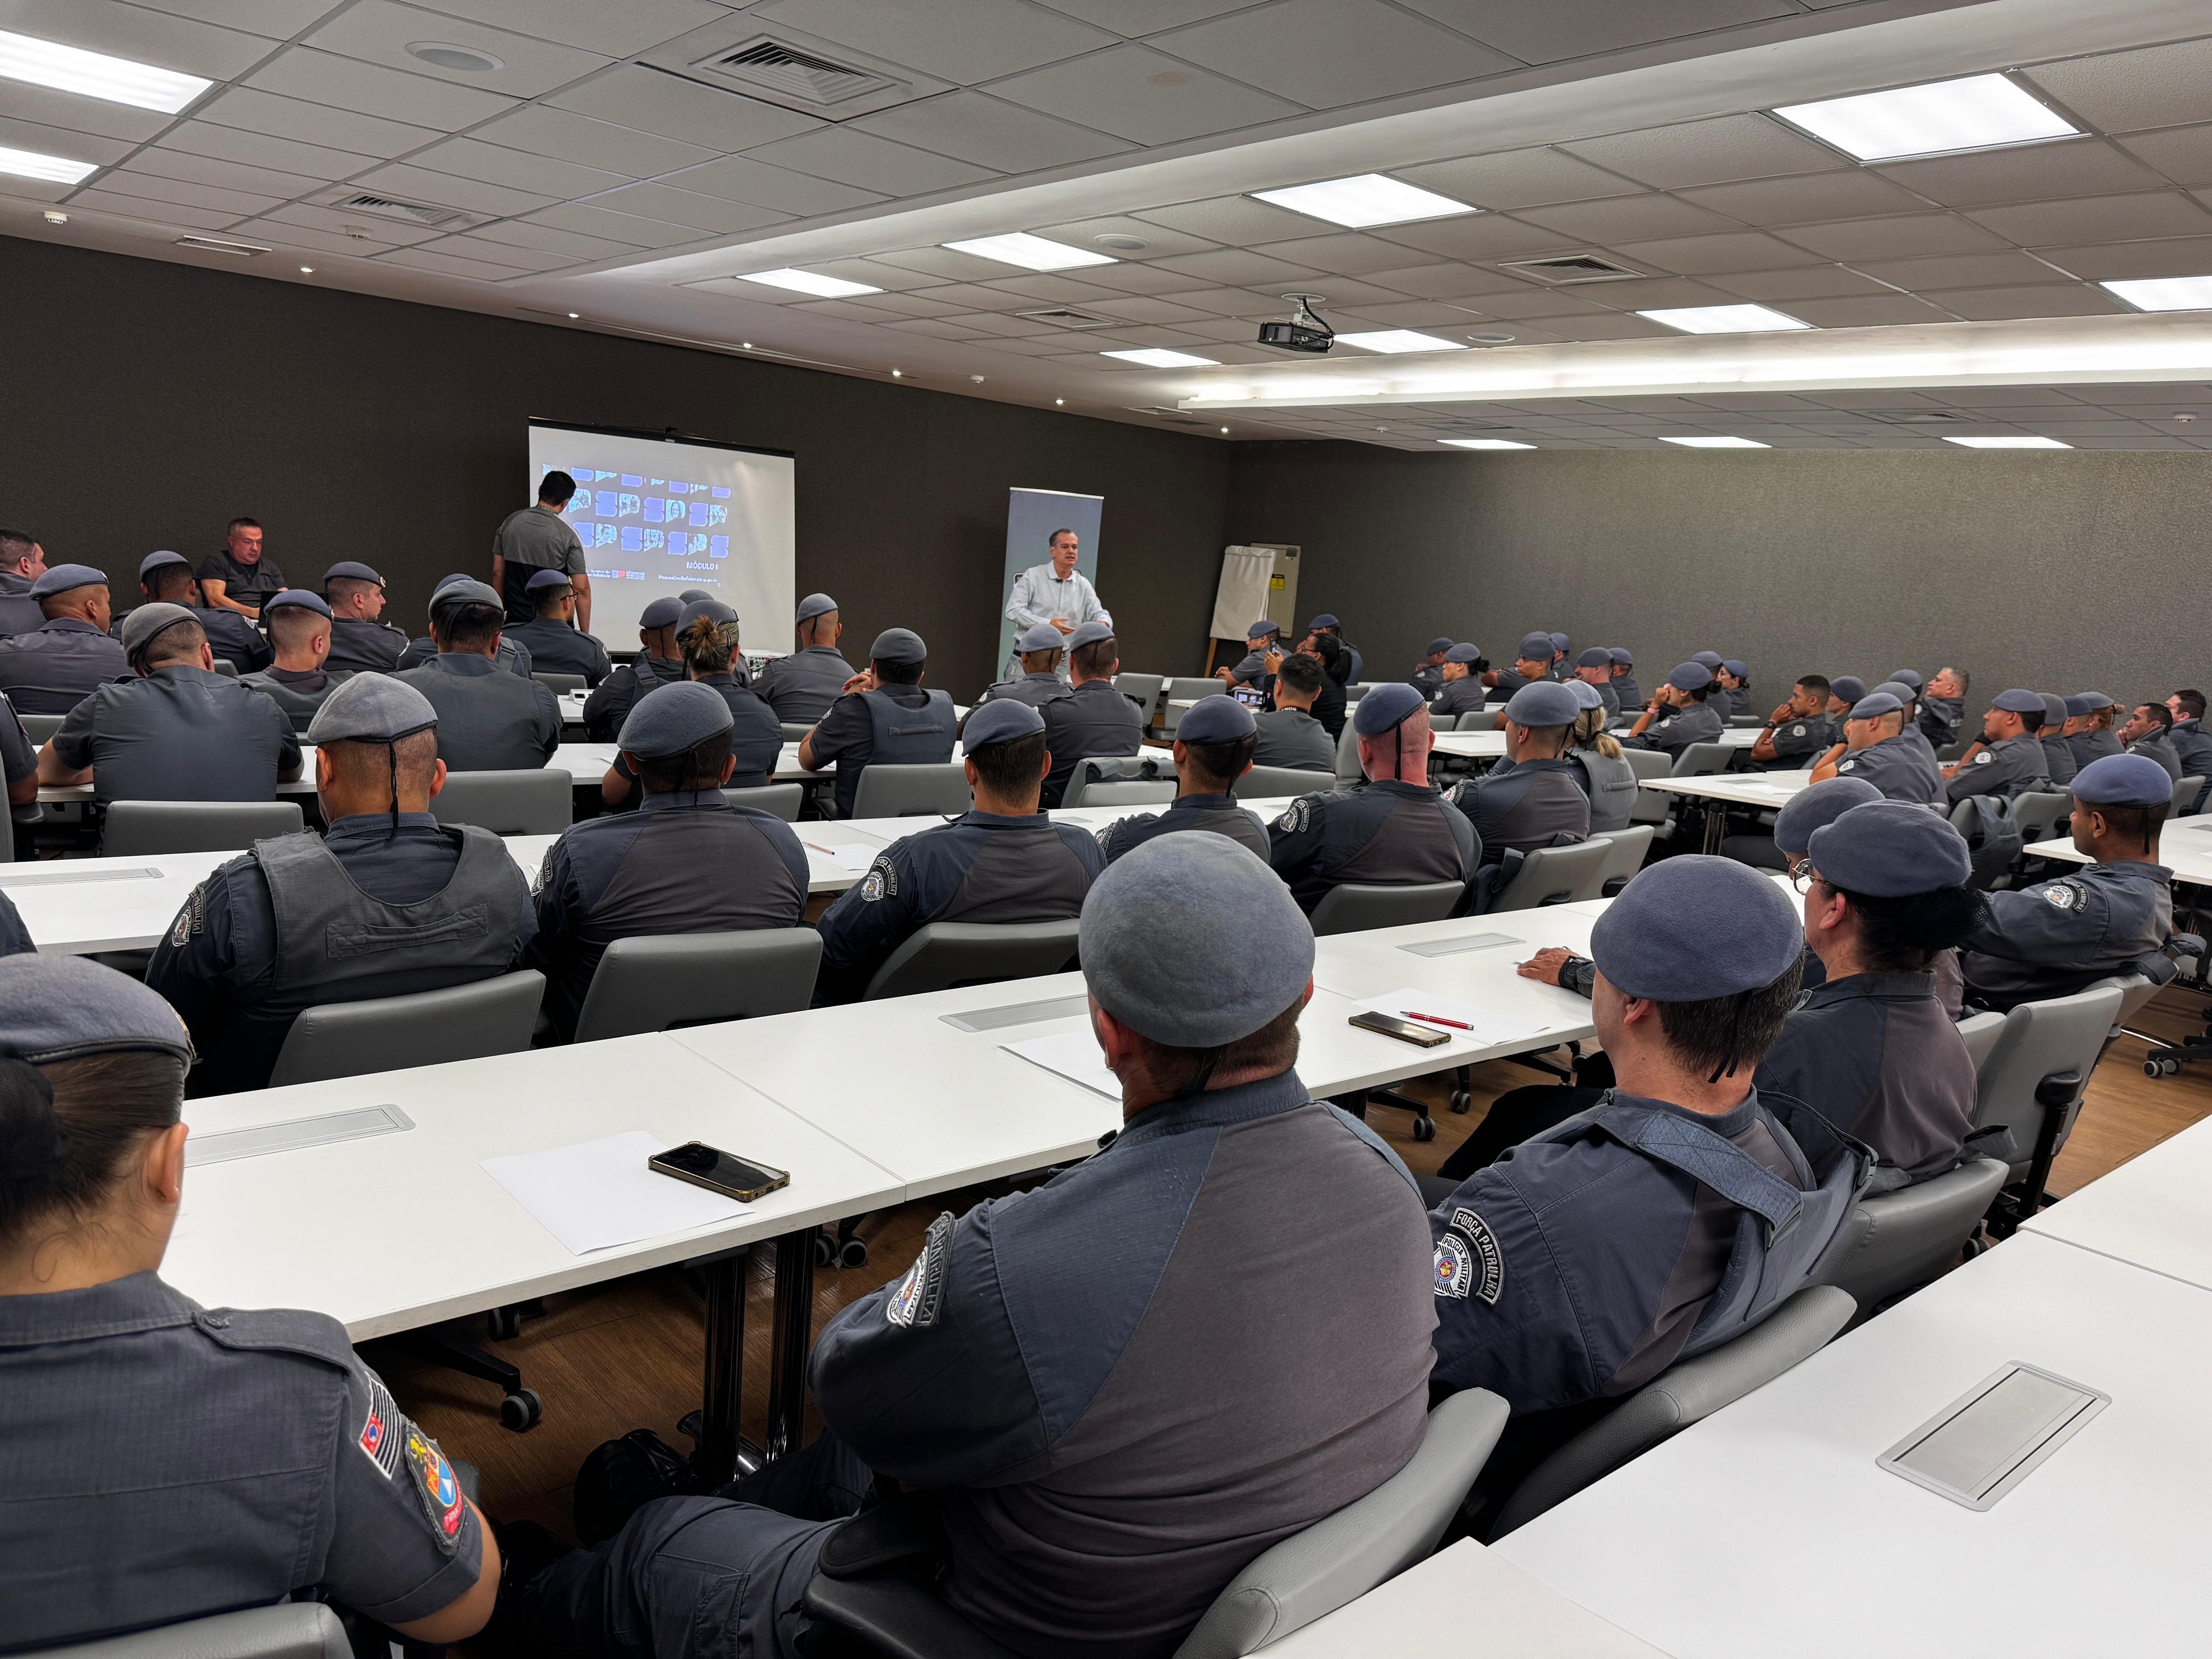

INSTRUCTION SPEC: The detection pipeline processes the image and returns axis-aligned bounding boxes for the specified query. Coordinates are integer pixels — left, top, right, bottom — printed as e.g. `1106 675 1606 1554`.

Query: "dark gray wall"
0 234 1231 697
1227 442 2210 708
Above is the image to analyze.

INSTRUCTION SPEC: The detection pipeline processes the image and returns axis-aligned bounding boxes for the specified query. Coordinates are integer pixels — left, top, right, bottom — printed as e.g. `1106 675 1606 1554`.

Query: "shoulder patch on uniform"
356 1372 405 1481
1445 1208 1504 1305
886 1211 954 1328
858 854 898 903
2045 880 2087 911
403 1425 466 1552
1973 749 1993 765
1837 759 1856 773
1790 724 1806 736
1275 794 1322 835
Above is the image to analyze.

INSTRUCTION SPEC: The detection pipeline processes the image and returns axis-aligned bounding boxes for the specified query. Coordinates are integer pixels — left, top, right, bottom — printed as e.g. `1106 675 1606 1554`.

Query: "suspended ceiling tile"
0 112 136 168
0 79 175 143
1393 147 1638 211
2115 125 2212 189
1152 0 1514 108
1547 312 1674 340
122 145 333 201
423 233 570 271
1848 249 2067 290
1932 283 2125 321
1365 212 1580 261
1968 191 2212 249
1708 264 1906 300
753 0 1119 83
1608 230 1831 274
68 189 242 230
1781 293 1955 327
2 0 279 80
1563 113 1841 190
1024 0 1253 32
1459 285 1623 319
787 297 906 323
900 280 1032 309
545 65 825 151
127 0 336 35
478 213 661 256
2035 233 2212 280
157 119 381 182
1145 247 1327 287
1873 140 2166 208
1030 213 1217 257
1674 168 1928 228
93 170 283 217
1394 0 1791 66
406 0 731 57
348 161 553 215
1134 194 1321 244
1512 192 1740 242
1057 261 1205 293
470 105 721 178
407 134 629 196
1539 274 1737 308
1361 261 1531 299
246 46 520 129
301 1 611 99
1775 212 2013 262
377 243 521 279
2022 37 2212 136
744 127 1000 195
583 181 798 235
658 152 885 213
975 273 1129 302
986 45 1305 145
1082 294 1218 323
1250 232 1444 275
190 86 443 158
228 217 404 255
850 91 1130 172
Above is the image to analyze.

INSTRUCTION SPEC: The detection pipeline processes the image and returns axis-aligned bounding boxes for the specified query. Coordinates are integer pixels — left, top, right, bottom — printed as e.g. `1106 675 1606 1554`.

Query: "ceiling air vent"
174 234 268 256
1015 306 1116 330
1499 254 1643 284
691 37 893 106
333 192 471 229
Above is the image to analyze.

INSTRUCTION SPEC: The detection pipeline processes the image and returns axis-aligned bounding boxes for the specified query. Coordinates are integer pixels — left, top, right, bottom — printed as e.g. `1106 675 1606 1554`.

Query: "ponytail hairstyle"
1573 706 1623 759
680 612 742 676
0 1051 186 1255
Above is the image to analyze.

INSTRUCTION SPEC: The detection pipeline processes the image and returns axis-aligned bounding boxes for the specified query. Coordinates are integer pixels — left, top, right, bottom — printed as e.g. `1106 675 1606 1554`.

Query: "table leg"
765 1229 817 1461
1702 804 1726 856
694 1249 749 1486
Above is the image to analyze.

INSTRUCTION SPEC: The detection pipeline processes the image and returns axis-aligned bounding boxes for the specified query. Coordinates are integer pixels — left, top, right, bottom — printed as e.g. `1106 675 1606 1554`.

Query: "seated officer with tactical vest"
1809 690 1942 803
1040 621 1143 808
506 569 613 687
322 560 407 674
132 550 269 675
754 593 856 724
526 682 809 1042
1445 680 1591 866
1941 688 2052 802
601 600 782 810
799 626 956 820
1564 681 1638 832
1099 694 1270 864
397 574 533 679
38 602 300 807
1621 660 1727 758
146 675 535 1096
240 588 353 733
394 580 562 773
1427 642 1488 720
0 564 127 714
1268 684 1478 916
580 596 689 740
978 622 1074 711
1746 674 1832 769
812 699 1102 1003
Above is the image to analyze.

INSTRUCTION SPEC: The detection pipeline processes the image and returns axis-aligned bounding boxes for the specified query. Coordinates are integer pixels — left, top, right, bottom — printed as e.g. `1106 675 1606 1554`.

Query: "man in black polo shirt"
197 517 286 619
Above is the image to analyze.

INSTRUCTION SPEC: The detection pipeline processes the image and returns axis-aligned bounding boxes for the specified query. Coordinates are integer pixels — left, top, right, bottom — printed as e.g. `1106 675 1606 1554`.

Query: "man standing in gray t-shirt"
491 471 591 631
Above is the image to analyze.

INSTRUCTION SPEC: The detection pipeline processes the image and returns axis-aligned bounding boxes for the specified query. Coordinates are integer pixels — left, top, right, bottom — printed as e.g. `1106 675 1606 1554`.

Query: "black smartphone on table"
1349 1010 1451 1048
648 1142 790 1202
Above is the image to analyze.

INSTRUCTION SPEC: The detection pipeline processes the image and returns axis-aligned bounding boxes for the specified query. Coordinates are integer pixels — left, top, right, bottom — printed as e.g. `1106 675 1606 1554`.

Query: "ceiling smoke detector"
406 42 504 72
1095 233 1150 252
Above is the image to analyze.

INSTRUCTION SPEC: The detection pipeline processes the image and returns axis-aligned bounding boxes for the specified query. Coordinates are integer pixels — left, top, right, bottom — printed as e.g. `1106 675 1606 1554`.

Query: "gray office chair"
1623 748 1676 834
1956 1008 2007 1074
102 799 304 854
533 671 587 696
1485 1284 1856 1539
1308 879 1465 937
1455 709 1502 732
1581 824 1654 898
2008 790 2072 845
210 658 239 679
1157 678 1216 739
1936 740 1970 764
801 1387 1511 1659
1059 756 1166 807
1967 982 2125 1235
864 919 1082 1001
1344 682 1382 704
572 929 823 1043
1333 719 1362 784
1813 1157 2008 1315
781 722 815 741
15 1603 351 1659
1240 764 1335 798
430 768 573 834
20 711 63 743
1078 780 1175 806
850 763 970 820
1669 741 1735 777
723 783 803 820
2174 774 2203 817
1113 672 1165 730
1490 841 1611 912
267 970 546 1087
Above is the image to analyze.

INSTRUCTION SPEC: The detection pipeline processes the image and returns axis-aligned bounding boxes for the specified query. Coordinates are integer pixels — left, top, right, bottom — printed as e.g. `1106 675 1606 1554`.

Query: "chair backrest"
1956 1008 2008 1075
1344 682 1382 703
573 929 823 1043
1080 780 1175 806
1455 709 1502 732
1334 719 1362 784
1670 741 1733 777
1936 740 1970 764
210 658 239 678
430 768 574 834
1581 825 1654 898
850 762 970 820
1490 840 1611 912
1060 755 1164 807
20 711 62 743
1158 679 1216 736
25 1603 353 1659
1487 1285 1855 1538
267 970 545 1087
1241 764 1335 800
1968 984 2126 1175
1621 748 1673 781
1174 1389 1511 1658
1114 672 1164 727
864 919 1082 1000
1622 749 1673 826
780 721 815 741
101 799 305 855
532 672 586 696
2087 973 2163 1048
1813 1157 2008 1314
722 783 803 820
1307 879 1465 937
2008 790 2072 844
2174 775 2203 817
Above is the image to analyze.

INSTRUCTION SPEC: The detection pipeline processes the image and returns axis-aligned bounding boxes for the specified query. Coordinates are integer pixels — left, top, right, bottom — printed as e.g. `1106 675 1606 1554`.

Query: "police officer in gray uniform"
978 622 1074 710
0 955 501 1653
599 600 783 809
1040 619 1143 808
1943 688 2052 803
395 580 561 772
1816 691 1942 804
0 527 43 634
1608 647 1641 712
1411 636 1454 699
1880 680 1944 774
2119 700 2185 782
1622 660 1726 757
1311 612 1363 681
755 593 857 724
1268 684 1478 915
1960 753 2176 1011
132 550 270 675
1716 660 1753 719
0 564 126 714
1920 667 1968 750
1565 680 1639 832
240 588 354 733
322 560 408 674
506 569 614 686
2037 693 2078 787
2167 690 2212 789
507 834 1437 1659
1569 647 1620 717
1746 674 1833 770
1485 631 1556 701
813 699 1102 1001
397 573 535 680
1219 618 1280 688
800 627 957 820
1446 681 1590 864
1 689 36 814
146 675 536 1095
2064 692 2124 769
40 602 299 808
1428 642 1489 720
581 596 688 740
1099 694 1270 864
525 682 809 1040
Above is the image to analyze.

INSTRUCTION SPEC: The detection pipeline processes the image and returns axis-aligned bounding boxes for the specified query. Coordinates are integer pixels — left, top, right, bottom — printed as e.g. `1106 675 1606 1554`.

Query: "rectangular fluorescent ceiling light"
1943 435 2071 448
1442 438 1534 449
1251 173 1473 229
0 27 212 113
1640 304 1809 335
0 143 96 184
733 267 882 297
1335 329 1467 354
2101 275 2212 313
1774 74 2077 162
1662 435 1769 448
1102 347 1218 367
942 232 1114 271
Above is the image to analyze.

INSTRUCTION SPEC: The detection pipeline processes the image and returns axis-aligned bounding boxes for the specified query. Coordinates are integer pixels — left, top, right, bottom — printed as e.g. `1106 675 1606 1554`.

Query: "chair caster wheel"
487 1306 523 1341
813 1232 836 1268
500 1388 542 1433
1449 1090 1471 1115
836 1237 868 1270
1960 1234 1987 1261
1413 1116 1436 1143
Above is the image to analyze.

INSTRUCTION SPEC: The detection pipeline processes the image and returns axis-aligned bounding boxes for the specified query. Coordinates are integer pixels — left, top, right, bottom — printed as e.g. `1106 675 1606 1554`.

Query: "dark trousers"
1435 1055 1615 1184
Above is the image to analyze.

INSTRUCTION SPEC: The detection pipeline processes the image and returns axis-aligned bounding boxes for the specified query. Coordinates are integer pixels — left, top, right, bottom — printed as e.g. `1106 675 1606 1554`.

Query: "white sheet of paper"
828 845 879 871
481 1130 750 1255
1003 1029 1122 1100
1356 988 1549 1049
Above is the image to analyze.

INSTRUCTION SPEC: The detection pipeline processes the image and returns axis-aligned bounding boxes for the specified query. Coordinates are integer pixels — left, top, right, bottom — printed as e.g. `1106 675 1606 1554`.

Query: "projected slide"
526 419 794 645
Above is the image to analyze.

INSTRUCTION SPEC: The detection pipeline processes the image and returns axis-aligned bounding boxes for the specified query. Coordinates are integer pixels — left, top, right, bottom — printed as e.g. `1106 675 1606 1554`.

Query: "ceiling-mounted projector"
1258 293 1333 354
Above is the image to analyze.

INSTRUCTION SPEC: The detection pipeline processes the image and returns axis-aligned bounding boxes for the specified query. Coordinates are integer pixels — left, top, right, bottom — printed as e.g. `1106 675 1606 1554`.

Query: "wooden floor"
384 983 2212 1551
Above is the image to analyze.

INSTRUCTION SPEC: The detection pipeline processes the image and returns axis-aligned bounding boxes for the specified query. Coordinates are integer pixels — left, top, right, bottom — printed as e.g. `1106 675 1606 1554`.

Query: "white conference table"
1429 729 1506 759
1497 1231 2212 1658
2027 822 2212 888
1639 769 1815 852
2022 1111 2212 1291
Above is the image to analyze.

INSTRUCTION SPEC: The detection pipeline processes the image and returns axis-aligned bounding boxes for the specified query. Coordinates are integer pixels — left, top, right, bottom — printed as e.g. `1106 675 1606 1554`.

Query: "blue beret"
1722 660 1748 679
1608 647 1633 665
1080 834 1312 1047
2041 693 2068 727
1666 661 1713 692
639 597 684 630
2062 694 2092 718
1353 682 1426 736
1247 620 1280 640
1567 678 1604 711
138 550 189 579
619 679 733 759
1577 647 1613 668
1067 621 1115 651
1691 651 1724 669
30 563 107 599
2073 753 2173 807
679 598 738 633
870 627 926 665
1309 613 1340 630
429 578 501 615
1017 623 1063 653
1426 636 1455 656
679 589 713 604
1773 776 1882 856
307 672 438 743
0 954 194 1065
1808 800 1972 898
796 592 838 624
1591 855 1804 1002
963 697 1046 750
1504 680 1581 727
1830 676 1867 705
1548 632 1570 652
1888 668 1924 690
432 572 474 593
1178 693 1256 744
525 568 572 593
1992 688 2043 714
120 602 197 661
262 588 331 619
1516 631 1554 661
1848 691 1902 720
2077 691 2116 711
1444 642 1481 664
324 560 383 586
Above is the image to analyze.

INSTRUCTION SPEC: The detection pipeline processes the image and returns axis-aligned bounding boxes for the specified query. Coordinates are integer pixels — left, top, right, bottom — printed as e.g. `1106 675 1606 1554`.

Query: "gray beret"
524 568 572 593
30 563 107 599
1568 678 1605 711
1544 631 1566 652
1871 681 1916 705
1017 622 1063 653
1665 661 1713 692
138 550 189 579
2062 694 2092 718
1773 776 1883 857
1830 676 1867 705
680 589 713 604
639 597 684 630
1426 636 1455 657
429 578 501 615
1808 800 1972 897
1248 620 1280 640
2073 753 2174 807
1691 651 1724 669
1888 668 1924 690
1444 642 1481 664
2076 691 2116 711
1590 854 1804 1002
2040 693 2069 727
1848 691 1902 720
962 697 1046 749
324 560 383 586
306 672 438 743
1080 834 1312 1046
1608 647 1633 665
1992 688 2043 714
1309 613 1340 630
870 627 926 665
1722 660 1748 679
262 588 331 619
1067 621 1115 651
1353 682 1426 737
619 679 733 759
796 592 839 624
1178 694 1256 744
1577 647 1613 668
0 954 194 1066
1516 631 1554 661
679 598 738 633
1504 680 1581 727
120 602 198 662
432 572 474 594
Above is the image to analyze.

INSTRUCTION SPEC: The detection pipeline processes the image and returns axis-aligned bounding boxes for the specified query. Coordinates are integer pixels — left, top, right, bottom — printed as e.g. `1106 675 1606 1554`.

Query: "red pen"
1403 1010 1471 1030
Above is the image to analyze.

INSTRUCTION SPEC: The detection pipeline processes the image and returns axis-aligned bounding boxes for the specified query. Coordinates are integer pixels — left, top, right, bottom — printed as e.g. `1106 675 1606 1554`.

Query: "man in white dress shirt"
1004 528 1110 677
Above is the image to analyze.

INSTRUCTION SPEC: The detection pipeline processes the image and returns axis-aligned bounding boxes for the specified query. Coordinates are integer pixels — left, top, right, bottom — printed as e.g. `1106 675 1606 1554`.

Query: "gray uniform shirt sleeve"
319 1360 485 1626
50 687 100 769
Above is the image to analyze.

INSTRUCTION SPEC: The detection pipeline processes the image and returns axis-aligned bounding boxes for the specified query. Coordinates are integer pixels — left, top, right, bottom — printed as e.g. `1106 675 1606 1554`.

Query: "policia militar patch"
1433 1207 1504 1305
886 1211 954 1328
